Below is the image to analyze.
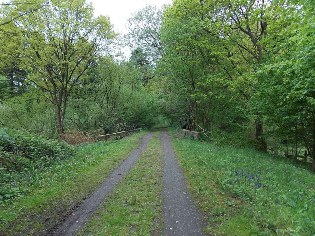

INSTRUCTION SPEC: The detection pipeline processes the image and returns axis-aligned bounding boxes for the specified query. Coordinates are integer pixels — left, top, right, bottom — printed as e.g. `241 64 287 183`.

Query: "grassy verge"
171 134 315 236
79 133 163 236
0 131 146 236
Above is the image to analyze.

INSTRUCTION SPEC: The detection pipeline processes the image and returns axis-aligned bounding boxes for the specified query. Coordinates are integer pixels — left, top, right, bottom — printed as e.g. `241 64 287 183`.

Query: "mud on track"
49 133 153 236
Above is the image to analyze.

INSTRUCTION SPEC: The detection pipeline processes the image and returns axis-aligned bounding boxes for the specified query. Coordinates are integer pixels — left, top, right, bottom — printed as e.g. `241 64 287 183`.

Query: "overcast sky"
88 0 172 34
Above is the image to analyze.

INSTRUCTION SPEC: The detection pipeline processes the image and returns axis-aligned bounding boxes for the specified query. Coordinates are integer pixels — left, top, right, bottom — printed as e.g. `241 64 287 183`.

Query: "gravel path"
51 133 153 236
161 131 205 236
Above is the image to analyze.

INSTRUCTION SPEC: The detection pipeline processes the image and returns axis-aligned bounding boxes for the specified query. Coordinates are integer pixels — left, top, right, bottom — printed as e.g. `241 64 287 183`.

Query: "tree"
199 0 272 150
255 0 315 168
0 75 10 102
69 56 160 132
8 0 114 133
0 9 28 97
160 0 285 150
127 5 164 65
0 0 46 26
160 0 250 132
129 47 153 85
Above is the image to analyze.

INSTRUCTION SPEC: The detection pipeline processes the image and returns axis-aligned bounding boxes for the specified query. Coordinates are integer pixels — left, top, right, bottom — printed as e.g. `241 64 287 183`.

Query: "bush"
0 94 57 138
0 128 74 205
0 128 74 168
0 151 31 171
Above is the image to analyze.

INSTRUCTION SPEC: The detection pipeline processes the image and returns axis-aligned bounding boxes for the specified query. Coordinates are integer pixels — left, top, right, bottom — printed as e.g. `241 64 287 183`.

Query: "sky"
88 0 172 34
0 0 173 58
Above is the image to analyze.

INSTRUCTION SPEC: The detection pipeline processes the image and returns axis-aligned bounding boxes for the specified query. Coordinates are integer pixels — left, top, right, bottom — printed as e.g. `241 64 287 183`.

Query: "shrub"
0 128 74 205
0 128 74 168
0 151 31 171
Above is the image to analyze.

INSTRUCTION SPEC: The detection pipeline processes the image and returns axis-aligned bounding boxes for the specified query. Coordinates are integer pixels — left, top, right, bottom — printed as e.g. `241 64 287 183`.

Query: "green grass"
0 131 147 236
79 133 163 236
171 134 315 236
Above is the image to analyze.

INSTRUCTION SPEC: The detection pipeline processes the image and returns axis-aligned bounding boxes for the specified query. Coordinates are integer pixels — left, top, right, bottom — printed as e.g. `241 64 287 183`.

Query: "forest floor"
1 130 314 235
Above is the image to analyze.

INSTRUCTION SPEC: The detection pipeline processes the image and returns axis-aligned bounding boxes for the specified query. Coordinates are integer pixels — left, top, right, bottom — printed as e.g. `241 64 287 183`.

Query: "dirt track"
161 131 205 236
50 133 153 236
49 131 205 235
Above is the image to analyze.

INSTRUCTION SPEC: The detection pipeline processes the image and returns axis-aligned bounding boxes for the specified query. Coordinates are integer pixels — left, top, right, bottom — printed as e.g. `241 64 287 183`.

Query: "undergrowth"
0 128 73 204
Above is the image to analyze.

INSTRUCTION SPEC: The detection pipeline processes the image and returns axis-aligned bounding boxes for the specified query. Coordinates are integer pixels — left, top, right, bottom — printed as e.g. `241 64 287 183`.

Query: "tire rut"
161 130 205 236
49 133 153 236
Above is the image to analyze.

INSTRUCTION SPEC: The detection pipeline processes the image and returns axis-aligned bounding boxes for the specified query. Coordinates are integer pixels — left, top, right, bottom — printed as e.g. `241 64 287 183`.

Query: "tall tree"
0 3 29 97
255 0 315 168
129 47 153 85
161 0 275 150
196 0 271 150
161 0 249 131
127 5 164 65
0 0 45 26
7 0 114 133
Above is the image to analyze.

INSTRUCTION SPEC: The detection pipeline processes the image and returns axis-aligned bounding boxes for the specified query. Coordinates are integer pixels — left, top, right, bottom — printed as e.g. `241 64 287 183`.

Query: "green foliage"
160 0 249 132
157 0 315 165
69 56 162 132
0 0 314 171
253 1 315 160
0 16 27 98
127 5 164 64
1 0 115 133
0 127 73 205
0 128 74 169
0 92 57 137
0 2 166 137
0 75 10 102
129 48 154 85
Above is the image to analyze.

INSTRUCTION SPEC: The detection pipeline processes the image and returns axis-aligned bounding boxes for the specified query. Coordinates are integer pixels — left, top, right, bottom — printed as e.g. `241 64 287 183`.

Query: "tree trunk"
54 86 69 134
55 104 64 134
255 119 267 152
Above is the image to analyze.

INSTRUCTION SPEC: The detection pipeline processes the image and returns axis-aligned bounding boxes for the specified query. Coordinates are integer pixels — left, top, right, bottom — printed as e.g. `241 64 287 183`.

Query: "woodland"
0 1 315 235
1 0 314 167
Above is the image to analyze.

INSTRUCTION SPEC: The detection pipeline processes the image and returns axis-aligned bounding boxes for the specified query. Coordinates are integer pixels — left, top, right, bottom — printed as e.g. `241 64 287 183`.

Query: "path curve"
161 131 205 236
50 133 153 236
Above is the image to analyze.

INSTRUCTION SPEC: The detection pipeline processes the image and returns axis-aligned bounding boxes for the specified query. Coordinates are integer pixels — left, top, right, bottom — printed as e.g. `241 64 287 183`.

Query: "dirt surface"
161 131 205 236
50 133 153 236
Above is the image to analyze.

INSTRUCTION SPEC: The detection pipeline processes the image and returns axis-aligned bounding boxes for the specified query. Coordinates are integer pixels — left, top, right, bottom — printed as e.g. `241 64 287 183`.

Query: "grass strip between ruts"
79 133 163 236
